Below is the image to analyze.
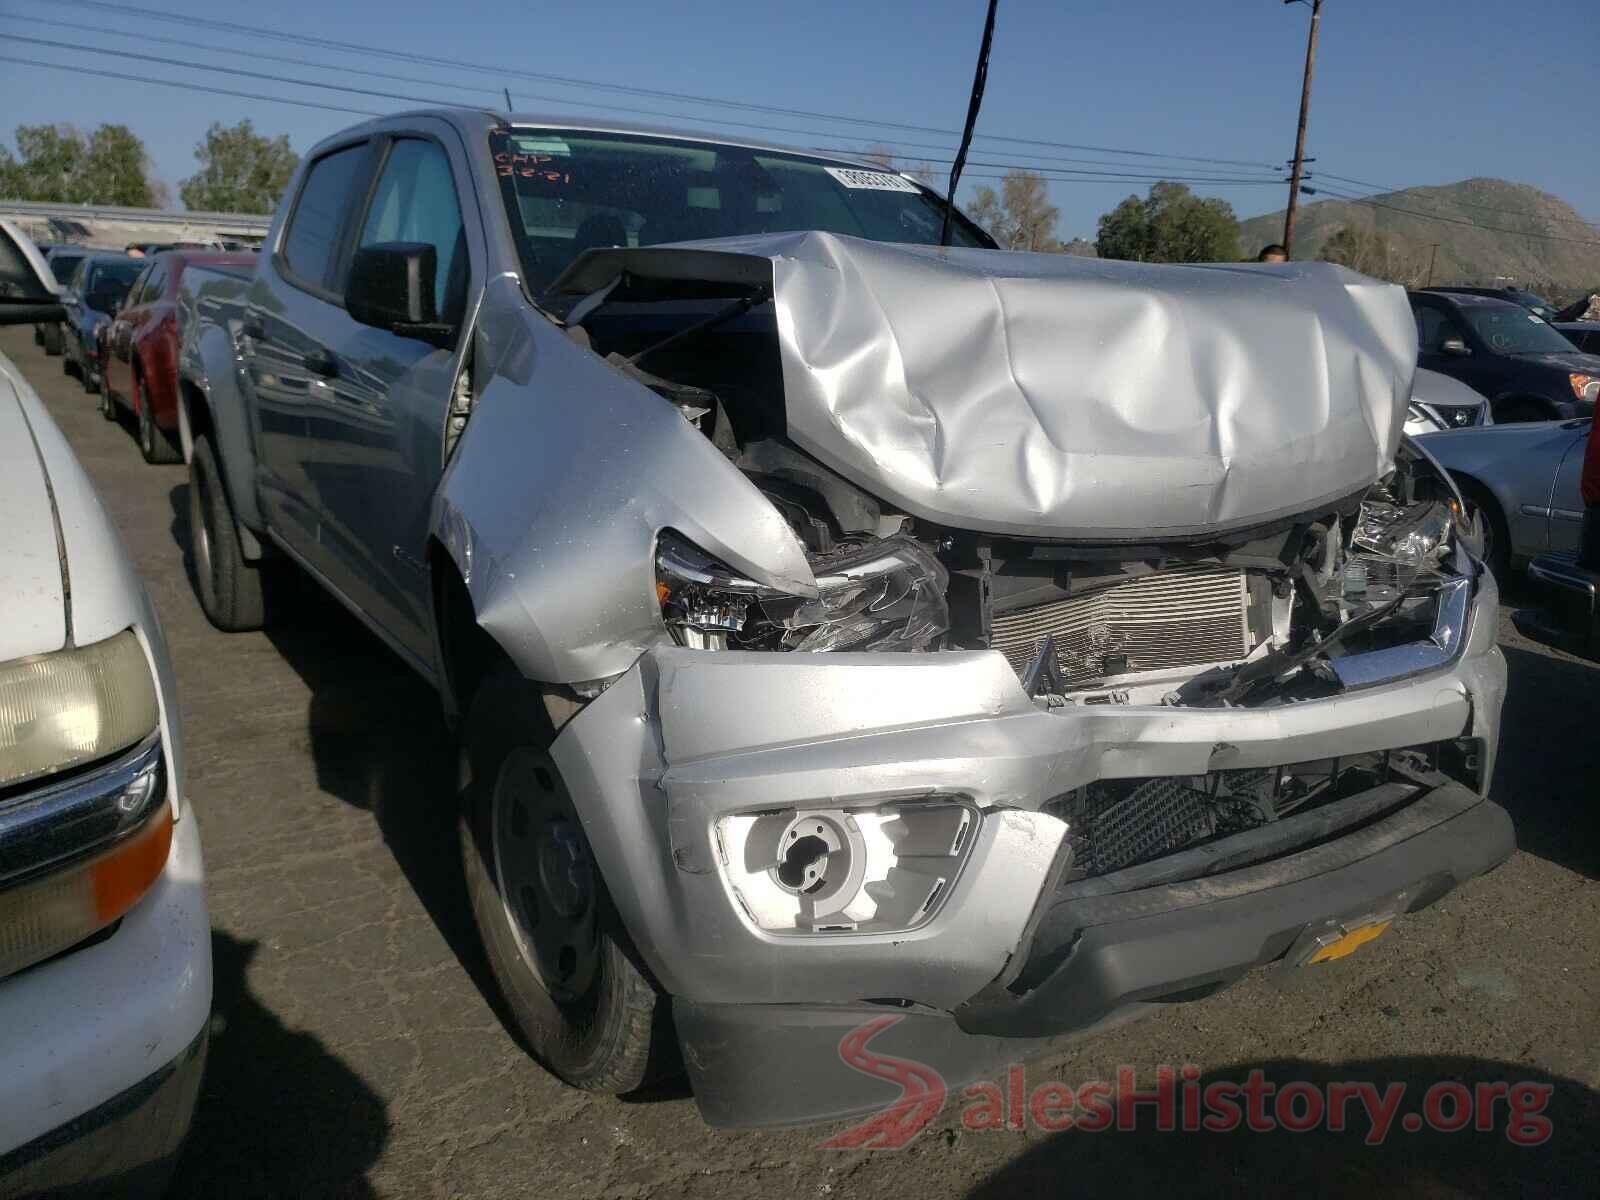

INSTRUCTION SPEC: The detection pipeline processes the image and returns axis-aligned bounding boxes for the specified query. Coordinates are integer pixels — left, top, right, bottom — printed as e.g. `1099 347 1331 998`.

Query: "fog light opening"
778 834 832 893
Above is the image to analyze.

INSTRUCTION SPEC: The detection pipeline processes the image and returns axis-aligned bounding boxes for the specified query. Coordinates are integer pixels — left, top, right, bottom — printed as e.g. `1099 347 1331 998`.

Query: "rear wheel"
81 356 100 394
42 324 63 356
99 382 117 420
459 666 664 1093
136 376 181 463
188 434 267 630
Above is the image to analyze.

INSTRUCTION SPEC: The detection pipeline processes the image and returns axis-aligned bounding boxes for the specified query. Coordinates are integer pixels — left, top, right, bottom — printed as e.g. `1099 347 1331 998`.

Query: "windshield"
490 128 989 294
1464 304 1579 355
48 253 84 284
1505 288 1554 316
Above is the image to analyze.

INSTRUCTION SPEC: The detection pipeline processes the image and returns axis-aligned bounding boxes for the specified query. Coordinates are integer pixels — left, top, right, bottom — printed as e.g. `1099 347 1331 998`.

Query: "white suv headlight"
0 631 160 790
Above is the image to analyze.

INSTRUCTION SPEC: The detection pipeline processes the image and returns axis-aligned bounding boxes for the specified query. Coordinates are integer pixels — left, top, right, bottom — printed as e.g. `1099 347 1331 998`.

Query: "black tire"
42 324 63 356
99 382 117 421
32 325 42 346
81 355 100 394
1457 479 1510 579
459 666 663 1093
136 376 181 463
188 434 266 631
61 347 78 378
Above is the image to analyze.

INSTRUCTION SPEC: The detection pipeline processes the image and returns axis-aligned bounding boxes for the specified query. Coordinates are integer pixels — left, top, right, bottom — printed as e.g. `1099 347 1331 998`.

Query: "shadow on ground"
963 1054 1599 1197
1492 643 1600 880
172 932 389 1199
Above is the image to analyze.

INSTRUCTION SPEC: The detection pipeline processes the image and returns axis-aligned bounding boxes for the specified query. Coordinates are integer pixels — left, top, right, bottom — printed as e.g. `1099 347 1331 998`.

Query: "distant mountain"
1238 178 1600 302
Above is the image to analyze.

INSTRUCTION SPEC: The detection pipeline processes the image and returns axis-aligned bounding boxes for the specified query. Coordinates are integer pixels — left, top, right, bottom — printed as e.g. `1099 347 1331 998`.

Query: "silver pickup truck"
175 108 1513 1128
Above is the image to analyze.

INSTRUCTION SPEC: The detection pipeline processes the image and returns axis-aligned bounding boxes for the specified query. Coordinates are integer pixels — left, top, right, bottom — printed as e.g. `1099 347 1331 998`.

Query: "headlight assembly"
0 631 160 791
656 532 950 652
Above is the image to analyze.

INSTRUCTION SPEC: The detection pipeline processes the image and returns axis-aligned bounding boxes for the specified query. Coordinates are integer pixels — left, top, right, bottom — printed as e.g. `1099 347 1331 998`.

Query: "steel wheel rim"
490 746 600 1004
190 461 217 606
138 381 153 454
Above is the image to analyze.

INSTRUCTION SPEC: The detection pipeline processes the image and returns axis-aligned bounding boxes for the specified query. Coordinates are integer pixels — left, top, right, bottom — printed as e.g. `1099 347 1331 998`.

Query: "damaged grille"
990 566 1251 684
1046 744 1478 882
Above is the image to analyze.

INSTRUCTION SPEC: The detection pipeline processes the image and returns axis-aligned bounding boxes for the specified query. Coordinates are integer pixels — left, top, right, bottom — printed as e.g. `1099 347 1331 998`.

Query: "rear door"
1548 422 1594 556
106 260 153 400
307 125 480 665
246 138 375 570
114 259 163 402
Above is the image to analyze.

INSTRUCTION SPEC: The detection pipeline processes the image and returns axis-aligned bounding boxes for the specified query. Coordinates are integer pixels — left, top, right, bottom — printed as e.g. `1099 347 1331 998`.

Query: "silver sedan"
1416 415 1592 575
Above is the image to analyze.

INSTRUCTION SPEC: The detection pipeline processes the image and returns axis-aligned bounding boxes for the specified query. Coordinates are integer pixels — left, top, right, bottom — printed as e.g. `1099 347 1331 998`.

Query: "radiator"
989 566 1252 684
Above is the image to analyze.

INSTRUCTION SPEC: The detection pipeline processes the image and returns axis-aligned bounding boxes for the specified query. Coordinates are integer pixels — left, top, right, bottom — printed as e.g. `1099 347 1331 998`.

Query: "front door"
309 130 477 666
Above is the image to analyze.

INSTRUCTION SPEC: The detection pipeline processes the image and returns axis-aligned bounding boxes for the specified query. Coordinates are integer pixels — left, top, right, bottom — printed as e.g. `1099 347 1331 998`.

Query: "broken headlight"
1343 440 1472 608
655 532 949 652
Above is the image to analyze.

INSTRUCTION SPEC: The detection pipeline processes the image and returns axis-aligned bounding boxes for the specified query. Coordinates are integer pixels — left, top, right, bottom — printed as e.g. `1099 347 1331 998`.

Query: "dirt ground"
7 323 1597 1198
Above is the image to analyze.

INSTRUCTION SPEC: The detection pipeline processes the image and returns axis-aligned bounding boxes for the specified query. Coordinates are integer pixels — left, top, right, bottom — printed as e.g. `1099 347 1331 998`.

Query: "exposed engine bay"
545 236 1479 887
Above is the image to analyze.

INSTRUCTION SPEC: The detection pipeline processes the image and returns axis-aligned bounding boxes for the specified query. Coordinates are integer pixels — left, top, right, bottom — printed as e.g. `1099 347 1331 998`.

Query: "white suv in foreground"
0 221 209 1197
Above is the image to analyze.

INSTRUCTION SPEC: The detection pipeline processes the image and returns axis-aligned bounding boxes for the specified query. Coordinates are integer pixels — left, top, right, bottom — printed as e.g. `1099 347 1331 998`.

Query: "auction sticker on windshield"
824 166 921 192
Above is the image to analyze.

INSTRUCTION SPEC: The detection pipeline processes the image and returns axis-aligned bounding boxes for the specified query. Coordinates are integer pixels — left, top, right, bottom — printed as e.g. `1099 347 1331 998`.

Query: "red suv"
103 250 255 462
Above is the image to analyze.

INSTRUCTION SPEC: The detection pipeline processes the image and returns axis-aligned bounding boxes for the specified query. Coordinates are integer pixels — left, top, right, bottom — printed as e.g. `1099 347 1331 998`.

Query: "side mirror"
346 242 455 348
0 220 66 326
1441 337 1471 356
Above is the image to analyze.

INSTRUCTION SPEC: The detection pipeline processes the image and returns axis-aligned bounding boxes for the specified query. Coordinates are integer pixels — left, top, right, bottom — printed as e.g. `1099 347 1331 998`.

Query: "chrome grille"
990 566 1251 684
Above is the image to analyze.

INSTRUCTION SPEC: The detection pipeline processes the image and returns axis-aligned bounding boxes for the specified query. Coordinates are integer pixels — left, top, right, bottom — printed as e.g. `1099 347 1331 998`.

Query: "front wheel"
1457 480 1510 580
459 667 665 1093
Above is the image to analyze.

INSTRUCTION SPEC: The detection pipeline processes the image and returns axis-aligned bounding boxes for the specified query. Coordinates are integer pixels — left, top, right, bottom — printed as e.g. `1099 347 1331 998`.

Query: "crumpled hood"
566 231 1418 539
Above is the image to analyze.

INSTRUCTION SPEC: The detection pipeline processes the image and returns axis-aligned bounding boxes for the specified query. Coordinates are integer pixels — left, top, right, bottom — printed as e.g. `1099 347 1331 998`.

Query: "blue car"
59 253 143 394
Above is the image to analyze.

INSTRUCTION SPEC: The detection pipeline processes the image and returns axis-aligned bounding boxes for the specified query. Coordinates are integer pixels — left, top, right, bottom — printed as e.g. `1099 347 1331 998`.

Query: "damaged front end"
445 236 1511 1126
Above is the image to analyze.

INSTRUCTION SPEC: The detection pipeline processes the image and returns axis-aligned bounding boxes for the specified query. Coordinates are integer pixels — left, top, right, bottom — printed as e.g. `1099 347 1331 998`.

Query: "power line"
4 13 1288 182
4 13 506 100
5 32 475 109
0 54 382 117
1308 183 1600 247
6 32 1288 188
1317 170 1600 231
37 0 1283 170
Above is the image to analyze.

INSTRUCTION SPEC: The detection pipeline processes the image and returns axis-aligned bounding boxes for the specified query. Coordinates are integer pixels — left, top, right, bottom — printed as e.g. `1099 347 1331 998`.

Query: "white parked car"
0 220 209 1196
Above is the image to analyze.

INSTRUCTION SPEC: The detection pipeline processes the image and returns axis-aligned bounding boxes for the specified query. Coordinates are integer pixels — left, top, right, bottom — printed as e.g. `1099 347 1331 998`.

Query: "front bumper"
548 576 1509 1125
0 813 210 1195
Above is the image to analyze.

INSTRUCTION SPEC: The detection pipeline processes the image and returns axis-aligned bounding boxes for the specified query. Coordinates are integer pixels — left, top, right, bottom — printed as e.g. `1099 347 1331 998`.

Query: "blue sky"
2 0 1596 242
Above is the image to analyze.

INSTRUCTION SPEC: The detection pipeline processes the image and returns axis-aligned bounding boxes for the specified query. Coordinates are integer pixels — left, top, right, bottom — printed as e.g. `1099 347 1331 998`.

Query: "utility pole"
1282 0 1324 257
1426 242 1440 286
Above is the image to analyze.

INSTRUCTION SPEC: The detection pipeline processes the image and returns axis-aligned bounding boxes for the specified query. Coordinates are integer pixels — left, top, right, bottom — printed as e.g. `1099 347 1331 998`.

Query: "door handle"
303 349 340 379
240 316 264 340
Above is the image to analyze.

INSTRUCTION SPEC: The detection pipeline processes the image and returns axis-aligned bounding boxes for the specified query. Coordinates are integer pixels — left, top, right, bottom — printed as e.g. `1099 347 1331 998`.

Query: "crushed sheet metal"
564 232 1417 539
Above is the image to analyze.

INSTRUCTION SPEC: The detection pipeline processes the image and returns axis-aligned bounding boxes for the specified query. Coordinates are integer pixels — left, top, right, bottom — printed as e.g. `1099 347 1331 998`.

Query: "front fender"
431 280 816 685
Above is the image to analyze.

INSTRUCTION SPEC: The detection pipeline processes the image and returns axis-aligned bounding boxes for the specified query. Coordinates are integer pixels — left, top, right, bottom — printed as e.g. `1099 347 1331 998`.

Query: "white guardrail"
0 198 272 234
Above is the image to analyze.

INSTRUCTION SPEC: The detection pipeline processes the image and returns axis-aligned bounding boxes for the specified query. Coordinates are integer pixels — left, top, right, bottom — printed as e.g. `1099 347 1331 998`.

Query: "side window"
125 264 154 307
140 262 166 304
282 143 368 290
356 138 466 321
1415 304 1464 353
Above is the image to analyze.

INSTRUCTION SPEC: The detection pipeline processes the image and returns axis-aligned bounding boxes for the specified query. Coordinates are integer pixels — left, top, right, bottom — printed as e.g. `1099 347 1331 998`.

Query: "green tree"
1317 224 1430 286
180 120 298 214
2 123 159 205
81 124 156 206
964 170 1061 251
1095 182 1240 263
